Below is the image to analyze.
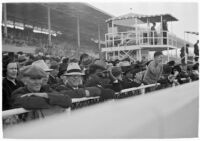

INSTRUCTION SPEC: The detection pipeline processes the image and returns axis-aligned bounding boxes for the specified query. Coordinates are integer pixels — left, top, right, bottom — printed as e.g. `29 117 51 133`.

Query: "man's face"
45 59 51 68
50 69 59 77
126 72 133 79
66 75 82 87
7 62 18 79
42 72 50 85
25 77 43 92
155 55 163 64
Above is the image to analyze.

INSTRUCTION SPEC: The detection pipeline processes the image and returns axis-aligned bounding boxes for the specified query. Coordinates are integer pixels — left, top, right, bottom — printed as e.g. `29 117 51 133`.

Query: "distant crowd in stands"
2 49 199 124
2 27 59 48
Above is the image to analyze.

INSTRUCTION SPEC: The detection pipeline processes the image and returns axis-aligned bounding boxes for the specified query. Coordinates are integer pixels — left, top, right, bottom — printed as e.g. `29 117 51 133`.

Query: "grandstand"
2 3 112 57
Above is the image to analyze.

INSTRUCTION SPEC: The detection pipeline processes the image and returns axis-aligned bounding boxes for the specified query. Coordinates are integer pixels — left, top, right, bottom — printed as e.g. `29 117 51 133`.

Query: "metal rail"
2 83 160 119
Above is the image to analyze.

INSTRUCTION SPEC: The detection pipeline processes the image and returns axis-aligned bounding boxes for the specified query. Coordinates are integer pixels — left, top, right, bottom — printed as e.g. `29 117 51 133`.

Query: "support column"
135 18 138 44
112 21 114 47
167 47 169 62
47 7 51 46
3 3 8 37
98 24 102 59
160 16 163 45
184 32 187 64
77 14 80 57
139 49 142 61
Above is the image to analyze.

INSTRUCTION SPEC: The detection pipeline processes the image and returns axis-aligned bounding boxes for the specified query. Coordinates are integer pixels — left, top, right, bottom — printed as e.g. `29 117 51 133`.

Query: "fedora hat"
32 60 53 72
64 63 84 76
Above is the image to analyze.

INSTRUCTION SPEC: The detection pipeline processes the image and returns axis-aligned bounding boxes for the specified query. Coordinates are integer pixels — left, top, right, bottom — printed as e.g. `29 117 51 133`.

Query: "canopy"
185 31 199 36
106 13 178 27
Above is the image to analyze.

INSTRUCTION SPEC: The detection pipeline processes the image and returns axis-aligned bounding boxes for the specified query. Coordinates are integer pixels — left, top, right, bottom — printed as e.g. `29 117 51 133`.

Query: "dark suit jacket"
11 86 71 110
3 78 24 111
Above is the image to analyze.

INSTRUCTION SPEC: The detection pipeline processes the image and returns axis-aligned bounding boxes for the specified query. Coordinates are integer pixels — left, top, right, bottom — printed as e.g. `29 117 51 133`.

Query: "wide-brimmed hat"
63 63 84 76
32 60 53 72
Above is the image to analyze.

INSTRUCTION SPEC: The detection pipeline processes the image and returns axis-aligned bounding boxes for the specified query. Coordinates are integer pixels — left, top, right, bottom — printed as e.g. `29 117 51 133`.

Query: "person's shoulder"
15 79 24 86
12 87 26 95
3 77 8 84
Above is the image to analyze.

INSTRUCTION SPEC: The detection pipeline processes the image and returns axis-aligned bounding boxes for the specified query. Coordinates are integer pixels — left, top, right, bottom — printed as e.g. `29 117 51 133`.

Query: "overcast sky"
89 2 199 43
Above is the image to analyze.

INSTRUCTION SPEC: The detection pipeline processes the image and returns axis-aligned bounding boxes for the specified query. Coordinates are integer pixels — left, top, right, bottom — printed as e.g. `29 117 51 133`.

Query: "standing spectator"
143 51 163 91
3 61 24 110
194 40 199 61
150 22 157 45
180 44 189 65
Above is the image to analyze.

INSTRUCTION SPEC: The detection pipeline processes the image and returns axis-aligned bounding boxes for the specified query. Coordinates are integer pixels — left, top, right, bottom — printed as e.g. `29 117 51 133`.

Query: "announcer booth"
102 12 193 63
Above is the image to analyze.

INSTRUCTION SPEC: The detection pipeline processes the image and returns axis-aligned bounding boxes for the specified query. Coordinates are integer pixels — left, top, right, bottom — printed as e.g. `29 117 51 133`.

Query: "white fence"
3 81 199 138
3 83 159 119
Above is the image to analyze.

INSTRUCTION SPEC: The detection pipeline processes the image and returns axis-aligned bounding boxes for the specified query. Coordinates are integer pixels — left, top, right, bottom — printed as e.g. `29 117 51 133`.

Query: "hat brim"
44 69 53 72
63 72 85 76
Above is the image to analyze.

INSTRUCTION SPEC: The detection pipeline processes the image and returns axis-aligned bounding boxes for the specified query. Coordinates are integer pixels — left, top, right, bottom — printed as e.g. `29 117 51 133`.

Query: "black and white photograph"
1 0 199 139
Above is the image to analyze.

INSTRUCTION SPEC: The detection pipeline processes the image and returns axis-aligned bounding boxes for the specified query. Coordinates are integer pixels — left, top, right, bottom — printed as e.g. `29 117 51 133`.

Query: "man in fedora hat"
55 62 115 99
11 65 71 119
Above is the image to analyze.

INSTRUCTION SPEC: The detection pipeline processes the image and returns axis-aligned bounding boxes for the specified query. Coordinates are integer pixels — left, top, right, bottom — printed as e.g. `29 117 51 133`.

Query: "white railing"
2 83 160 119
3 81 199 138
105 30 190 48
2 96 100 118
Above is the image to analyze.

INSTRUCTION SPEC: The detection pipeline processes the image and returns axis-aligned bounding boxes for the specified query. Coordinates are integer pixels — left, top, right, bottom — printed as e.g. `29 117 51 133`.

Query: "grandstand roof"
4 3 112 38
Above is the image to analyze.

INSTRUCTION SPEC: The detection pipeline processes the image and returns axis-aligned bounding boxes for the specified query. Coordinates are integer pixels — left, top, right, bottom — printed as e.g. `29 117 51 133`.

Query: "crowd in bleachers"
2 26 61 48
2 49 199 126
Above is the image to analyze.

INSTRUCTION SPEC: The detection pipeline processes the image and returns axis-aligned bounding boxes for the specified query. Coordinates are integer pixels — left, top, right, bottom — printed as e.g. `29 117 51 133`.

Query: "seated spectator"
3 61 24 111
109 66 123 92
122 66 141 89
85 60 111 88
58 57 69 78
56 62 115 99
47 61 61 88
32 59 53 86
11 65 71 118
190 63 199 81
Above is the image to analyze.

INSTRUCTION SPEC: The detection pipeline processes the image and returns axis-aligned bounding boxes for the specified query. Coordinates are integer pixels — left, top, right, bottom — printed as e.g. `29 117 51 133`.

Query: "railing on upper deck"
105 30 188 49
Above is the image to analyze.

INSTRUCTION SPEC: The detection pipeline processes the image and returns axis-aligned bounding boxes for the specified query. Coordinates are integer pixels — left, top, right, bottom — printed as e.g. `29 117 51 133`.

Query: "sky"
89 1 199 43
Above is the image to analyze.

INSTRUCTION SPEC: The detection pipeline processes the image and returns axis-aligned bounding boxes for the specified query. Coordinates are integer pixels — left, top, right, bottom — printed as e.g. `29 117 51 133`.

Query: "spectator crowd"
2 49 199 126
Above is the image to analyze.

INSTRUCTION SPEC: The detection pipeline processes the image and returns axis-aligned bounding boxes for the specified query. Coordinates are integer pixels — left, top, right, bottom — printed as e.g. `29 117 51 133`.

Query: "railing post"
141 83 145 94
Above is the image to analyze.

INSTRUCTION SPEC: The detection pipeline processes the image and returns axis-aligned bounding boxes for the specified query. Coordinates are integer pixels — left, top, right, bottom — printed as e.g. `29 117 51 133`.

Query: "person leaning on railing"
54 62 115 100
10 65 72 119
143 51 163 92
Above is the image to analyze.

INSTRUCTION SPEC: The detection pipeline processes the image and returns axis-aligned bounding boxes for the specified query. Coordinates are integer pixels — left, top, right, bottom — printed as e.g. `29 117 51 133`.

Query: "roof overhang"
106 13 178 27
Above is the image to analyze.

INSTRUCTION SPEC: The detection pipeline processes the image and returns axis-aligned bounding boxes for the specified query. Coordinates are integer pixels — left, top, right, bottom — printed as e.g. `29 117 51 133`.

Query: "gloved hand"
85 87 101 97
99 88 115 100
